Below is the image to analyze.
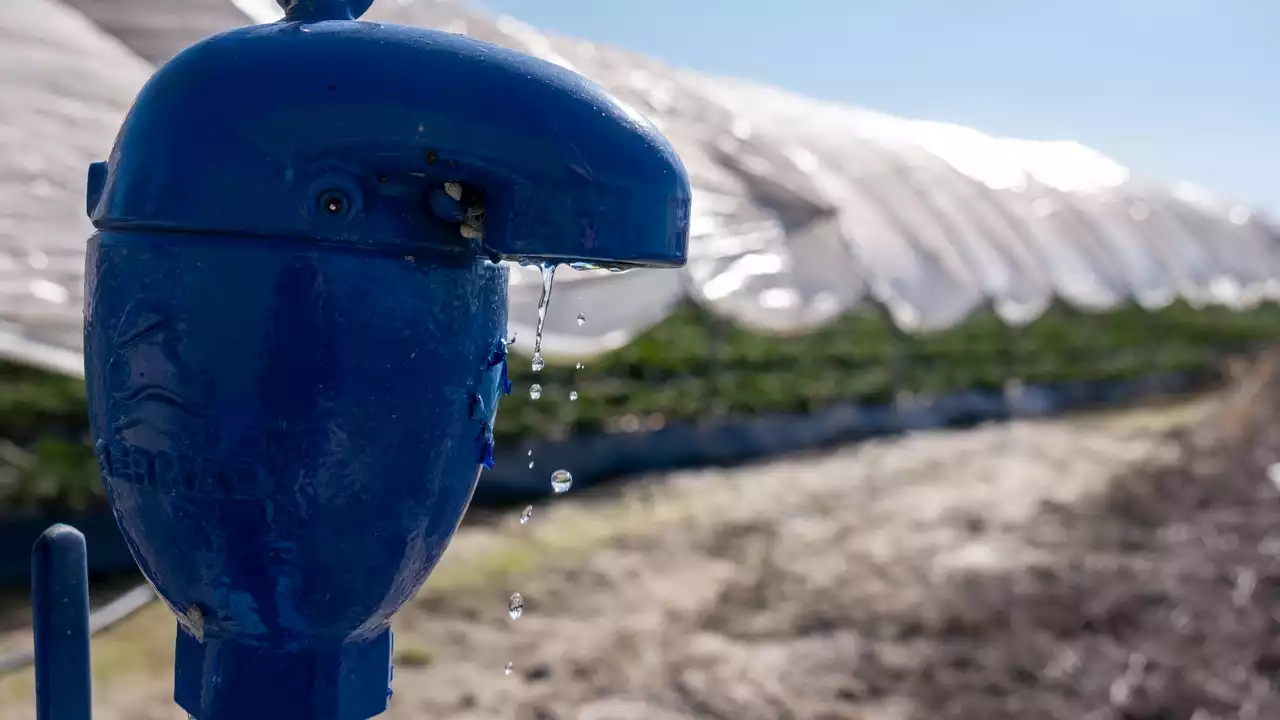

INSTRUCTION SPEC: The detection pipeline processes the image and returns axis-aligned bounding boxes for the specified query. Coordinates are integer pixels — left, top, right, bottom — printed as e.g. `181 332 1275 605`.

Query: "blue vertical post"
31 524 92 720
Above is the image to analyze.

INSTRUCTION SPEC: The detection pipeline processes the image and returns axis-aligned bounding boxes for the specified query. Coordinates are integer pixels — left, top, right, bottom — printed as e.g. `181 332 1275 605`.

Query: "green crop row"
2 299 1278 516
498 300 1280 442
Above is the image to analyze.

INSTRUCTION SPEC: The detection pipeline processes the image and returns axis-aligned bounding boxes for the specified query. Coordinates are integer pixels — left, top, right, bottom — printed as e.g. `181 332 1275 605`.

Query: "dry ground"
2 375 1276 720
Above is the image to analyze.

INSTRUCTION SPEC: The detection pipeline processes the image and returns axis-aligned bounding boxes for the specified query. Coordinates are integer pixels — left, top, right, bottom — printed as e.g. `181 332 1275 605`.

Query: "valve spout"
31 524 92 720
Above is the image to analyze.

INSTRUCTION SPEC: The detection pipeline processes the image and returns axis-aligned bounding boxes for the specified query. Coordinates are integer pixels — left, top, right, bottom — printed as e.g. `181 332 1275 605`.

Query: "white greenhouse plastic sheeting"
0 0 157 378
2 0 1277 374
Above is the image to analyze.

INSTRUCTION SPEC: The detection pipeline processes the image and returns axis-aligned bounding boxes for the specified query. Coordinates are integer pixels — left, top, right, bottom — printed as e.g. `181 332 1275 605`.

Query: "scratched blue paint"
73 0 689 718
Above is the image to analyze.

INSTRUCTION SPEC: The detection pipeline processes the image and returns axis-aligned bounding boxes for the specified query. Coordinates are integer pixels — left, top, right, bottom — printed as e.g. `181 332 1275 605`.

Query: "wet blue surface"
74 0 689 714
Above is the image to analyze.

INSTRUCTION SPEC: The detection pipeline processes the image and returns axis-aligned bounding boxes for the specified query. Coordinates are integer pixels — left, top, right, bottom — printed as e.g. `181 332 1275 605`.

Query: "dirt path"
7 393 1275 720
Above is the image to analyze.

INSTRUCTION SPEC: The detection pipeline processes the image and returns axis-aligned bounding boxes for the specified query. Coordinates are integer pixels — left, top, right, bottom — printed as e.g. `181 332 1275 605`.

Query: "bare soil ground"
2 367 1277 720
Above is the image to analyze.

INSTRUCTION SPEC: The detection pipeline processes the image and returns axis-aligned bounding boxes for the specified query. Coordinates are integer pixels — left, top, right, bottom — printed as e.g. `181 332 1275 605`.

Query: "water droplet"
551 469 573 494
529 384 542 400
527 449 533 456
576 313 586 326
569 391 579 401
504 662 514 676
575 362 585 370
528 461 534 469
531 265 556 371
520 505 533 524
508 592 525 620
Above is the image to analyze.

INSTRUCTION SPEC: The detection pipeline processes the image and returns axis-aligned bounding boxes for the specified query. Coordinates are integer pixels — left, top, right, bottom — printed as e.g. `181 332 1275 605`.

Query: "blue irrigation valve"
43 1 691 718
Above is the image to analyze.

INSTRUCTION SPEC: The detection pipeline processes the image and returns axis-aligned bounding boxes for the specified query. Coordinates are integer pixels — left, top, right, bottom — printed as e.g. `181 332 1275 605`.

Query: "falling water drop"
531 264 556 372
576 312 586 326
504 662 515 676
528 461 534 469
575 362 585 370
569 391 579 402
529 383 542 400
508 592 525 620
520 505 533 524
551 469 573 494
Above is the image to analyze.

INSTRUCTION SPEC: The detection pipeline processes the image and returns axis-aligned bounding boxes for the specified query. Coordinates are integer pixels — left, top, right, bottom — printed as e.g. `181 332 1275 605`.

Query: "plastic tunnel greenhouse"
2 0 1280 506
4 0 1280 675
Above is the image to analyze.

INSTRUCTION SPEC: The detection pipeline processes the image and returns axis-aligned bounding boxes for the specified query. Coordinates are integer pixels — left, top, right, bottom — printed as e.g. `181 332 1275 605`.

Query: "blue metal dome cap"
86 0 690 268
81 2 688 719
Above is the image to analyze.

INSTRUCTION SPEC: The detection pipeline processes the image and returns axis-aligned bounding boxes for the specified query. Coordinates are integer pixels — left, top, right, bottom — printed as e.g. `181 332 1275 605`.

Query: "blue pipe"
31 524 92 720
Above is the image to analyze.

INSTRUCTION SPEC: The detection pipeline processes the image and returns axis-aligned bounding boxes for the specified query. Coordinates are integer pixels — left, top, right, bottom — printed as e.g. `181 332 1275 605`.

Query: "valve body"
86 235 506 718
79 2 689 718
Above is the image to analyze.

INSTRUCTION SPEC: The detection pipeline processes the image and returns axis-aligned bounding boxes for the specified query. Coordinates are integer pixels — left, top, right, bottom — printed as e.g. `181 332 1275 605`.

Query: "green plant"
497 300 1280 445
2 299 1278 516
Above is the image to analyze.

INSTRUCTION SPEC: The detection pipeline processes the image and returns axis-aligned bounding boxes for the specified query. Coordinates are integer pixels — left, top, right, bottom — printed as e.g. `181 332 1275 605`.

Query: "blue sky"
479 0 1277 212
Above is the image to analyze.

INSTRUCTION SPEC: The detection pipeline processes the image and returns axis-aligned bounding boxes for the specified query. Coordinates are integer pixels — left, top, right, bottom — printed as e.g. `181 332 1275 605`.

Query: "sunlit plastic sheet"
1166 183 1280 306
999 141 1165 310
0 0 155 376
505 263 685 359
684 189 864 335
63 0 253 65
826 113 1047 324
1035 147 1218 309
997 138 1279 311
542 32 878 334
2 0 1279 379
679 135 864 333
700 82 995 331
897 125 1133 313
873 133 1055 325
